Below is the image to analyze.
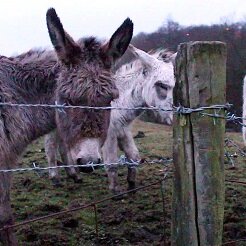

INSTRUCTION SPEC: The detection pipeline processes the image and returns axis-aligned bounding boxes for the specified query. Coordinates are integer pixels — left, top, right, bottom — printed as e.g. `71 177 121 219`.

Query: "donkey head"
46 8 133 165
129 45 176 125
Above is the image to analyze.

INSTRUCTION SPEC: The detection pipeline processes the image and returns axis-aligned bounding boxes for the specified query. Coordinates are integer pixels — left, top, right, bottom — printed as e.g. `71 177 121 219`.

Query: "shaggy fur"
0 8 133 245
45 45 176 193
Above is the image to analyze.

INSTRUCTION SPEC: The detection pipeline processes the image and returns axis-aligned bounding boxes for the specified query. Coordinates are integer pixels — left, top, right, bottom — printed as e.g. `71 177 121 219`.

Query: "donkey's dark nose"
97 158 102 164
77 158 92 173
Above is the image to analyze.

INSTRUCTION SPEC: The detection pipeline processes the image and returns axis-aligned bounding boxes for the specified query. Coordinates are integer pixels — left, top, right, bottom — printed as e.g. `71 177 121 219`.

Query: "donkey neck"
112 74 146 126
0 53 59 158
0 52 58 103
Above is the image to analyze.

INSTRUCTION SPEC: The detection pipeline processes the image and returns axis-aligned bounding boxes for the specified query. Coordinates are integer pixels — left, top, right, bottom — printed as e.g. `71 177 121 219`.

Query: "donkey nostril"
97 158 102 164
77 158 82 165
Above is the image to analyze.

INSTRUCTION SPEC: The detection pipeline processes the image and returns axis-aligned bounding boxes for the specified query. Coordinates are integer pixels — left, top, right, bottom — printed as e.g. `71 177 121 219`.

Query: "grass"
6 120 246 245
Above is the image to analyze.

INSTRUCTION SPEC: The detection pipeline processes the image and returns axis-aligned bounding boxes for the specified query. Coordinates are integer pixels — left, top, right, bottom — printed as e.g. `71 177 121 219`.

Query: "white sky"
0 0 245 56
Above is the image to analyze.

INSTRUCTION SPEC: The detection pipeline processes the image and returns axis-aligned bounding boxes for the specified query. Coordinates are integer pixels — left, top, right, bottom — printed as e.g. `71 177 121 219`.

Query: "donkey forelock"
13 49 56 64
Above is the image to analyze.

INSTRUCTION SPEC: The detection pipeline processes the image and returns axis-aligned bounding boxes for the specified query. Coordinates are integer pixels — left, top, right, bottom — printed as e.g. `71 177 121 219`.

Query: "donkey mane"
13 36 103 65
148 48 174 62
78 37 101 51
12 49 56 64
0 52 58 101
6 36 107 98
116 48 174 76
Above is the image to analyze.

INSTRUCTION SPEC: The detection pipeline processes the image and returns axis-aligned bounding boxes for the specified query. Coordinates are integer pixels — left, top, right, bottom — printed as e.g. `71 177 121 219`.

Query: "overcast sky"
0 0 245 56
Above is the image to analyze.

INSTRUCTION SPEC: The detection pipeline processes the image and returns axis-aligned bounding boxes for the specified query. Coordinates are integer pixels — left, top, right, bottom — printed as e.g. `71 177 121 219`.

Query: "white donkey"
45 45 176 192
102 45 176 193
242 75 246 145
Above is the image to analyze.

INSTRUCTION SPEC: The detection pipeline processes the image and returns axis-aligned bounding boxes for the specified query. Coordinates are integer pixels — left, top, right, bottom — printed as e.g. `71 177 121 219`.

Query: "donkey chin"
69 138 102 173
165 117 173 126
154 111 173 125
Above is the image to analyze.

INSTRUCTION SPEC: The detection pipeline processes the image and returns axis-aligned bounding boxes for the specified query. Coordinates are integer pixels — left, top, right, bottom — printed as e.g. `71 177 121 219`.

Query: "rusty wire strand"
0 177 168 232
222 238 246 245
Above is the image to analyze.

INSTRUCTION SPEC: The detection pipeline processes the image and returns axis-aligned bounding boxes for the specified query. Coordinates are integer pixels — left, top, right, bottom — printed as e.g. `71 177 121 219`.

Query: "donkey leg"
44 132 62 187
58 141 82 183
102 132 121 194
0 172 18 245
118 127 140 190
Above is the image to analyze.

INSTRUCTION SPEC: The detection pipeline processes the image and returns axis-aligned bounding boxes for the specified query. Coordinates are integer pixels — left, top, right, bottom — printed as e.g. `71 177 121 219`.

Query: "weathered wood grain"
172 41 226 246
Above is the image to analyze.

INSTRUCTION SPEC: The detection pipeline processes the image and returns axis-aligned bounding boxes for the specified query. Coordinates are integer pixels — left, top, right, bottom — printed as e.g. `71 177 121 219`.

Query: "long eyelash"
156 82 168 90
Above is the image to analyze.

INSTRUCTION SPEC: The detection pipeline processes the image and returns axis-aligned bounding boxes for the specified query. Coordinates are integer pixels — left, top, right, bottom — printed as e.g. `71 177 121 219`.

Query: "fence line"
1 101 246 127
0 101 230 112
0 157 172 173
0 136 244 174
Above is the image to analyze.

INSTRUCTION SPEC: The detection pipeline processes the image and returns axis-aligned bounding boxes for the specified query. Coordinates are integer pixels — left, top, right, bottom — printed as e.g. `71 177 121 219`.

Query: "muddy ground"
8 120 246 245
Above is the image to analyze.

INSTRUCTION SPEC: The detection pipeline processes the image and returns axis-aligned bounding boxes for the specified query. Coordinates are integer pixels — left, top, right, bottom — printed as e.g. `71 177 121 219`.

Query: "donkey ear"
170 52 177 66
128 44 157 67
46 8 81 64
102 18 133 66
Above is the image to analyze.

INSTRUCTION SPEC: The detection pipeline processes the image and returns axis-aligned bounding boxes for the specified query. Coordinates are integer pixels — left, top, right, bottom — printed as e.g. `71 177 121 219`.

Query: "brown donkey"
0 8 133 245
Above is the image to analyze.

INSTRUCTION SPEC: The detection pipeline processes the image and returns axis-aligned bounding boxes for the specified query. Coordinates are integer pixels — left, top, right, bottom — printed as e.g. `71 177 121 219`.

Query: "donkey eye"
155 81 169 100
142 68 148 76
155 81 168 91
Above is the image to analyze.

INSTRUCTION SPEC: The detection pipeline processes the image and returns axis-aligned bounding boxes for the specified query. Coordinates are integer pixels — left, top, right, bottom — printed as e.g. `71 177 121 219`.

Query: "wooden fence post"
172 41 227 246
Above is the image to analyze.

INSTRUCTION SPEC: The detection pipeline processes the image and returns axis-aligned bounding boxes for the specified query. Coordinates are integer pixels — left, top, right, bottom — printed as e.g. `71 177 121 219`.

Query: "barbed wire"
1 101 246 126
0 156 173 173
0 100 245 174
0 101 231 113
0 101 174 112
225 138 246 157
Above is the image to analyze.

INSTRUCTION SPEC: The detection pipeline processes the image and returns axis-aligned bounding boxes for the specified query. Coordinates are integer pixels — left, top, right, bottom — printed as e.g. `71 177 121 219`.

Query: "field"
8 120 246 245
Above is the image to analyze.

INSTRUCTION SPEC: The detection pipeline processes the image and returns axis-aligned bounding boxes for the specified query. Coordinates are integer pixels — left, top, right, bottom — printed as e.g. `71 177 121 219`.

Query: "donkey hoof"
72 175 83 183
127 182 136 192
110 188 127 200
51 178 63 187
